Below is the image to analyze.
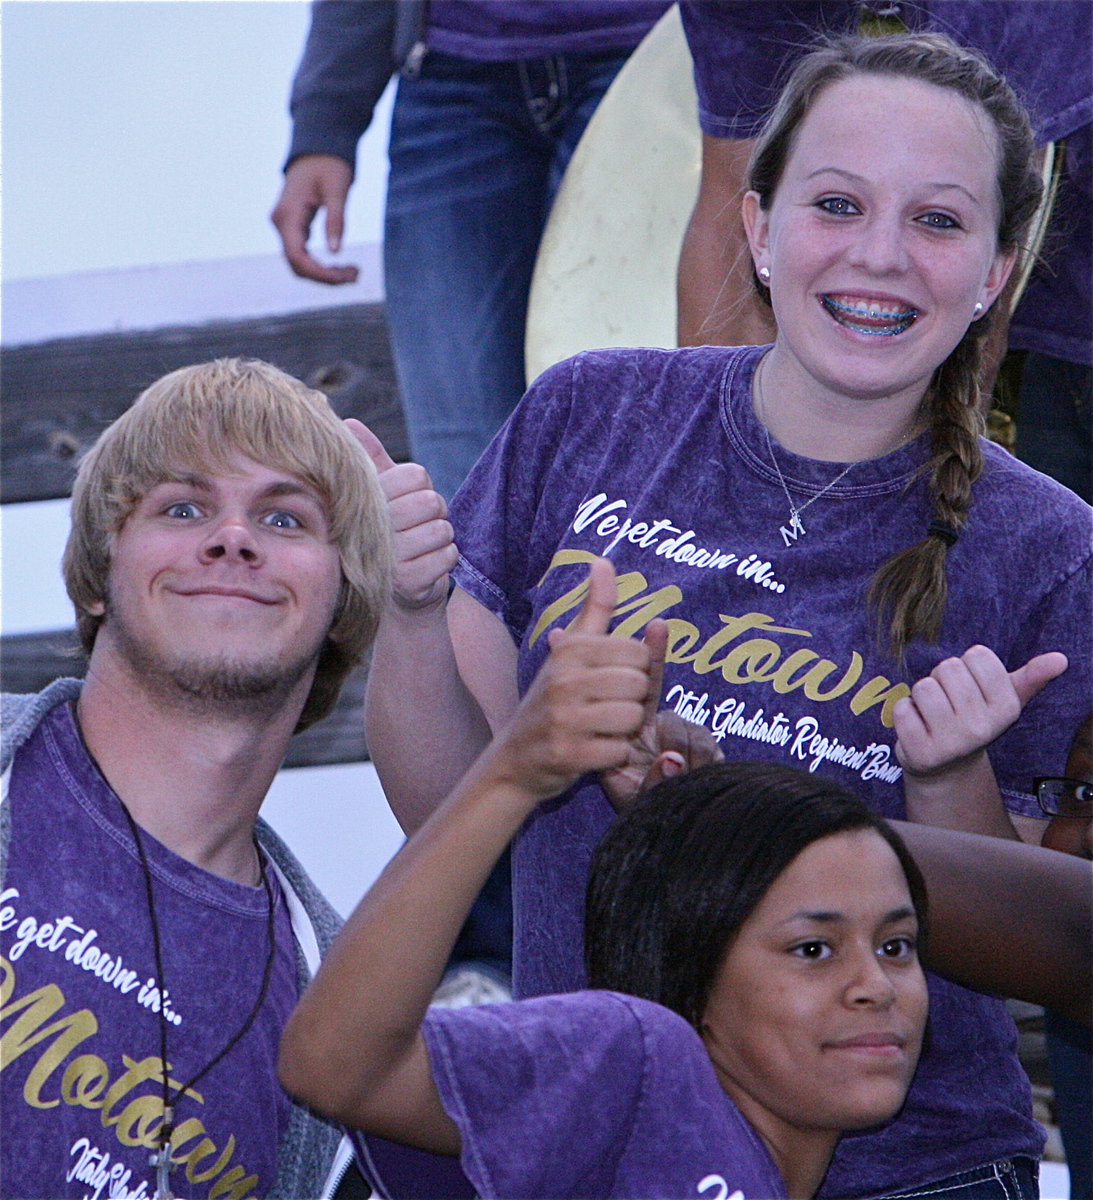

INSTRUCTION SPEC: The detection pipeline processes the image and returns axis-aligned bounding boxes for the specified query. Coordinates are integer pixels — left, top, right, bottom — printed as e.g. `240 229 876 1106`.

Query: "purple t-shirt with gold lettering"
448 343 1092 1196
1 702 299 1200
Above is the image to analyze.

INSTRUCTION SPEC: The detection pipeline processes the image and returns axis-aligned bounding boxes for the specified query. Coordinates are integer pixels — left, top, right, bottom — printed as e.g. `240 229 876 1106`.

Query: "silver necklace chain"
764 425 856 538
754 358 912 546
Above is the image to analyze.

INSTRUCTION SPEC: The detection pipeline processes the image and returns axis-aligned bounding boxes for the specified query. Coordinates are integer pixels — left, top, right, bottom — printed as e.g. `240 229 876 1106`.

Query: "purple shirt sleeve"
450 354 602 663
422 991 786 1200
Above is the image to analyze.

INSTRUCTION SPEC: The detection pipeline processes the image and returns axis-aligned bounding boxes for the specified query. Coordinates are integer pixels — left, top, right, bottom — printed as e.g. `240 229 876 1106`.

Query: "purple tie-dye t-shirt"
425 1 670 61
424 991 787 1200
448 343 1092 1196
356 991 787 1200
1 702 299 1200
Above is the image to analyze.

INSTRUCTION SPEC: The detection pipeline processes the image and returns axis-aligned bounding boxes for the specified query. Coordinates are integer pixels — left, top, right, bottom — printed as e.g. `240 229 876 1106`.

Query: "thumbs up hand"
347 419 457 611
895 645 1067 778
491 557 722 807
490 557 655 802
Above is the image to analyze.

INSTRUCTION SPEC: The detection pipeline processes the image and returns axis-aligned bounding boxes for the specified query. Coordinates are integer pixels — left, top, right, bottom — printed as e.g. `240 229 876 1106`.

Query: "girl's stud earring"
759 266 771 282
973 301 984 316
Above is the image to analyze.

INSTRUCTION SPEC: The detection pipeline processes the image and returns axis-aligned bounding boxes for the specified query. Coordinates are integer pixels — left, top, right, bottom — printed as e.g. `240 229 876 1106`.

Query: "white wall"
1 0 390 281
2 0 404 916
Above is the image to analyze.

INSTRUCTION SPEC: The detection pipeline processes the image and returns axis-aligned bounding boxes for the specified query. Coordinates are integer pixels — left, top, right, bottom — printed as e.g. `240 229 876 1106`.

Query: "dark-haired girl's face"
743 74 1014 416
700 829 927 1162
1042 725 1093 859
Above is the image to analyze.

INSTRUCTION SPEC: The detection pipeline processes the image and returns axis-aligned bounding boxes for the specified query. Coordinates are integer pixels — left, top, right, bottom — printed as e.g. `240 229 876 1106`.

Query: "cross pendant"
152 1141 174 1200
153 1108 175 1200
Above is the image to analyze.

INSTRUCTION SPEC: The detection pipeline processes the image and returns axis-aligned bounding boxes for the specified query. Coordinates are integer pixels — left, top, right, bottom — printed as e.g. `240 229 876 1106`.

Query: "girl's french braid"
868 322 989 659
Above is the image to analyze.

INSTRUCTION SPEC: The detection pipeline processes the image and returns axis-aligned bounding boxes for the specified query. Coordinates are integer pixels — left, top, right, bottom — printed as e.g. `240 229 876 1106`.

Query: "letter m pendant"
780 513 805 547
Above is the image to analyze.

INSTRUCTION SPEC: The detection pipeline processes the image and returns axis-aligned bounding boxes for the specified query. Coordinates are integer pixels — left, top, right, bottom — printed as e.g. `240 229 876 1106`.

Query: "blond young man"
1 359 390 1199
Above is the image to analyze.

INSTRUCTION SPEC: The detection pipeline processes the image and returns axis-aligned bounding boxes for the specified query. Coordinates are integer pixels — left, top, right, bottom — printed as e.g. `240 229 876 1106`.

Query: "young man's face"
90 454 343 709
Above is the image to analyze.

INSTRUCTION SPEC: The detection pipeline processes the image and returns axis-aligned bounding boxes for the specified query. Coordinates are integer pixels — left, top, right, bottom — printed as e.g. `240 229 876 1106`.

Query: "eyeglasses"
1034 777 1093 818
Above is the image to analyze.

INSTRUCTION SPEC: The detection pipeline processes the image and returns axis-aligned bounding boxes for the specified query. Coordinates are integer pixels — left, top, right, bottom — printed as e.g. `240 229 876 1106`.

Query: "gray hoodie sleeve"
285 0 407 172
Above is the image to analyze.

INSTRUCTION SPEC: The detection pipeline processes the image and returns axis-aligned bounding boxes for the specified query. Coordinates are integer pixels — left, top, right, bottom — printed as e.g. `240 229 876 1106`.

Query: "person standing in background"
273 0 670 502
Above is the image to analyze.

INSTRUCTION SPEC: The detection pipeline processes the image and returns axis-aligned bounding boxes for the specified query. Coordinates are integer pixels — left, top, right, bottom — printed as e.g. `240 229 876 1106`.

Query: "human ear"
975 245 1019 317
741 190 770 280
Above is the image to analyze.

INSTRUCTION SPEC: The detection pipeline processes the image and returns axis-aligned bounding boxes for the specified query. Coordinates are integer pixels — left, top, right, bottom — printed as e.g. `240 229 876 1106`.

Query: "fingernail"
661 752 686 777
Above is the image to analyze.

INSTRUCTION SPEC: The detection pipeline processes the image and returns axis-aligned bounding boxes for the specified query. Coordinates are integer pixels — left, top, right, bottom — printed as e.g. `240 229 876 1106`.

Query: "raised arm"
279 560 657 1145
894 645 1067 843
895 820 1092 1026
354 422 506 834
357 422 718 830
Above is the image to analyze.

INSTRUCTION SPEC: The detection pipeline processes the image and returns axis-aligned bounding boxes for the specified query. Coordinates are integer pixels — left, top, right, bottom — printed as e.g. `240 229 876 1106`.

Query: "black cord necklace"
117 803 277 1200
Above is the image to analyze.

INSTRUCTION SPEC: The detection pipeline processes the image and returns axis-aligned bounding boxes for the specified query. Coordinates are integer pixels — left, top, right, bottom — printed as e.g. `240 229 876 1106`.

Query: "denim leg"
383 48 631 501
1045 1009 1093 1199
863 1158 1040 1200
384 59 543 502
382 48 632 979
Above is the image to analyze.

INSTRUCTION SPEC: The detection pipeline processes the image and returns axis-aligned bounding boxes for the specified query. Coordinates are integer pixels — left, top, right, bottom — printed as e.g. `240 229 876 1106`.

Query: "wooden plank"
0 629 370 768
0 629 87 693
286 661 370 769
1 304 408 505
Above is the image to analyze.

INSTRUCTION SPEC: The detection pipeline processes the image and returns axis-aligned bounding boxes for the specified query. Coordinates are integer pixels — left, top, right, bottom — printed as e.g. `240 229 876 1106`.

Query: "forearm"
284 565 648 1136
280 742 538 1135
902 751 1023 840
353 426 519 833
895 820 1092 1024
365 599 493 834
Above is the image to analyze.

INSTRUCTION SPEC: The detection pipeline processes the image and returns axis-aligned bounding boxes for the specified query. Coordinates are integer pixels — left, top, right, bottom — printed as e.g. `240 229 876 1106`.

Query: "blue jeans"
383 45 635 977
1045 1010 1092 1200
866 1158 1040 1200
384 46 633 501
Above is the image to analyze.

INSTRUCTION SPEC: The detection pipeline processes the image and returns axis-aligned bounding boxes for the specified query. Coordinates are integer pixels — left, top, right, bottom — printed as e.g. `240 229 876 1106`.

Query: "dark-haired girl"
283 563 1090 1200
284 563 931 1199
